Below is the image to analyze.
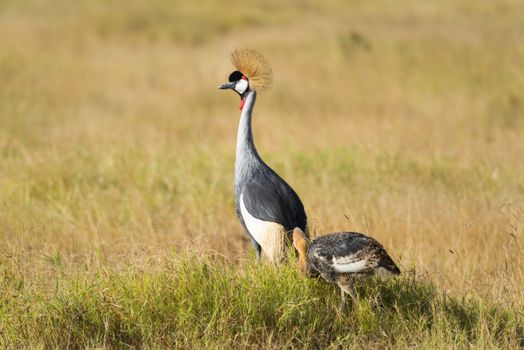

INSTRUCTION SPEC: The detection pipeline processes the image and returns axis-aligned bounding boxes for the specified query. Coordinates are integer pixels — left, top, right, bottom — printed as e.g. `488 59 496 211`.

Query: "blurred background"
1 0 523 301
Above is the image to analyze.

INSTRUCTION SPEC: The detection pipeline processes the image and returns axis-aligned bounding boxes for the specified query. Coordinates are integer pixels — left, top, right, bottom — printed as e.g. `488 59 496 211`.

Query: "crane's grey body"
234 90 307 261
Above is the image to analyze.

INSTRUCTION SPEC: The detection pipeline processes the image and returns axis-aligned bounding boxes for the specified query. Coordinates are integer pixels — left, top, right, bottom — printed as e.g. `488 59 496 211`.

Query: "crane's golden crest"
231 49 273 92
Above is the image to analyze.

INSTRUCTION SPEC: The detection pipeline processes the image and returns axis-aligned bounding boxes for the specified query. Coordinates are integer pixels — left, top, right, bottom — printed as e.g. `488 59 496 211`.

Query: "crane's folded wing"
240 177 307 232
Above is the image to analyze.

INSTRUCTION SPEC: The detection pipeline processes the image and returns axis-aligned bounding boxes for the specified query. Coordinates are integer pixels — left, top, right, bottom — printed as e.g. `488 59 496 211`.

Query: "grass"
1 0 524 347
2 253 523 348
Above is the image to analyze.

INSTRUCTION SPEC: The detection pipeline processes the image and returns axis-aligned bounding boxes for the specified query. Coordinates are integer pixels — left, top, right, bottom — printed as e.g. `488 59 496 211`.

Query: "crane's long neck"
235 90 261 184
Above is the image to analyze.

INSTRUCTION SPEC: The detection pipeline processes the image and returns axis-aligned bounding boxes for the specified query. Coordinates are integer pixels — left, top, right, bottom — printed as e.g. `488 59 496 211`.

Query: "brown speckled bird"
292 228 400 310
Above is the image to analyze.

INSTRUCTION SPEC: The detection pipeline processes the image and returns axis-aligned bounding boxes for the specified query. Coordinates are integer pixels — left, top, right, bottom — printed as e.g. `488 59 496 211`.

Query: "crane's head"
218 48 273 110
292 228 309 275
218 70 249 95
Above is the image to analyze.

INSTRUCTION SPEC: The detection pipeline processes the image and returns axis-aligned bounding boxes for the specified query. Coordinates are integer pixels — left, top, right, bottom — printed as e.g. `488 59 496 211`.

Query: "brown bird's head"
292 227 309 275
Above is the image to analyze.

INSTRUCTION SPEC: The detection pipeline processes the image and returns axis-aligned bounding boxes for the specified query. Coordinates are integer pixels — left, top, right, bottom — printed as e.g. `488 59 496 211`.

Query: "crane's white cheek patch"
333 260 367 273
235 79 248 95
240 194 286 262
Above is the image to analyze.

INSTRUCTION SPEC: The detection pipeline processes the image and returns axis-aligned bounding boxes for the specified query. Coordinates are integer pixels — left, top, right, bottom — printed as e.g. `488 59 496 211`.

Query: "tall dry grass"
1 0 524 346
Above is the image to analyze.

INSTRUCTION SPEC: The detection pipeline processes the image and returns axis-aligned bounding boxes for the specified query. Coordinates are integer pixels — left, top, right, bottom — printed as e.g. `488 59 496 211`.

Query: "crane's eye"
229 71 244 82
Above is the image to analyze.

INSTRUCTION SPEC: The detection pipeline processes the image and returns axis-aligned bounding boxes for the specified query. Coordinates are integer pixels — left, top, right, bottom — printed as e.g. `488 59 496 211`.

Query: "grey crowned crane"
292 228 400 311
218 49 308 263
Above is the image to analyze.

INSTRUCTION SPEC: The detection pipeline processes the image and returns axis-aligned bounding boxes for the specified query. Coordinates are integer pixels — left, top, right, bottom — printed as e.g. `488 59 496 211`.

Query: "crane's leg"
250 239 262 263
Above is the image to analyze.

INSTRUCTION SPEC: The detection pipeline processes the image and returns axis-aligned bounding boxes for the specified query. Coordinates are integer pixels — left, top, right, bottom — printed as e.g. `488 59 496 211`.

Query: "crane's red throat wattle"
239 96 246 110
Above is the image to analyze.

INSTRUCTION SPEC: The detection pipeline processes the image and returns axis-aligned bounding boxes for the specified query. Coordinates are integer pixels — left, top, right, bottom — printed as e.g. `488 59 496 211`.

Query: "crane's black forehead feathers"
229 71 244 82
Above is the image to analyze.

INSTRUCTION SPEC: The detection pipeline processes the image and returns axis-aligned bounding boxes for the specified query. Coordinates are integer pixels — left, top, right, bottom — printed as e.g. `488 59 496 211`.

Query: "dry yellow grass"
1 0 524 326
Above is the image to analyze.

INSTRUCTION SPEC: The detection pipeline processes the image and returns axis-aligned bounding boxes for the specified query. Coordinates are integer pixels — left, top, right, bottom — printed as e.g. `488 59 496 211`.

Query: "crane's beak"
218 82 235 90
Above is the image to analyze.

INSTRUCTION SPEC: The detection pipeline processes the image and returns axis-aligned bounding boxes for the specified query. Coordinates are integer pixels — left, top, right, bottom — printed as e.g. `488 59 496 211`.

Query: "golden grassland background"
1 0 524 306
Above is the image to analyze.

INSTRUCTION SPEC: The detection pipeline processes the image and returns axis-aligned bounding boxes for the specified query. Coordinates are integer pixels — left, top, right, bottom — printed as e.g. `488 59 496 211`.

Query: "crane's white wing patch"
239 193 286 262
332 260 367 273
